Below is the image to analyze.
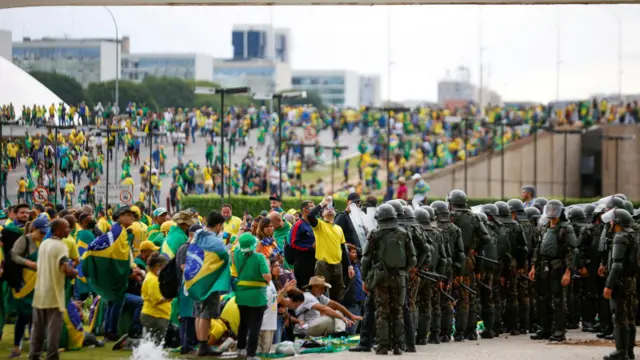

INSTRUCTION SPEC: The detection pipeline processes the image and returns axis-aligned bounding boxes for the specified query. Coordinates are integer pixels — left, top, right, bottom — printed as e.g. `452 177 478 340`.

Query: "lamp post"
195 86 250 202
601 134 635 194
0 119 19 206
253 91 307 198
89 126 124 211
104 6 119 110
45 124 76 205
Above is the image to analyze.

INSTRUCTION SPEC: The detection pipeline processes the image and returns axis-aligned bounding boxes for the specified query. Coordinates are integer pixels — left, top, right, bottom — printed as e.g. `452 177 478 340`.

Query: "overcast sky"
2 4 640 103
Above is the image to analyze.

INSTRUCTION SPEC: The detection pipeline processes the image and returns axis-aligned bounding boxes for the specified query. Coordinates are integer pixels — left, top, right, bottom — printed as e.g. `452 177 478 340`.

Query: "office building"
0 30 10 61
359 74 381 107
232 24 290 64
122 53 214 82
292 70 360 108
213 58 291 94
12 37 121 88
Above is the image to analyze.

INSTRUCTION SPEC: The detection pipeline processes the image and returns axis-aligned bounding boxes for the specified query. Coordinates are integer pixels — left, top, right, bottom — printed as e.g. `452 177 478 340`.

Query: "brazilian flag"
81 224 131 302
184 230 230 301
161 226 188 260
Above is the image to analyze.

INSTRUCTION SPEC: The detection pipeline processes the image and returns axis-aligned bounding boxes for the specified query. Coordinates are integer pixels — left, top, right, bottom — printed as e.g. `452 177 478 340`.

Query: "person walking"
233 233 271 360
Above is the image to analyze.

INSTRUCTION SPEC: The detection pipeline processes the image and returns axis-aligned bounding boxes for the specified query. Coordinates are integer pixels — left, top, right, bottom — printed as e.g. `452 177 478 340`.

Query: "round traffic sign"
32 186 49 204
304 126 317 141
120 190 133 204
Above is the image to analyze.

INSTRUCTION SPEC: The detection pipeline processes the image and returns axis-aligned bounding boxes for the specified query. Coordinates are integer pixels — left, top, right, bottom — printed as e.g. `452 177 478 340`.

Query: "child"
141 253 172 345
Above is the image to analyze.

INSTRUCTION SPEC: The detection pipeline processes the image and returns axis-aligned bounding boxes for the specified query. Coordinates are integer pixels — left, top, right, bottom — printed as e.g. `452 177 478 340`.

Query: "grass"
301 155 360 184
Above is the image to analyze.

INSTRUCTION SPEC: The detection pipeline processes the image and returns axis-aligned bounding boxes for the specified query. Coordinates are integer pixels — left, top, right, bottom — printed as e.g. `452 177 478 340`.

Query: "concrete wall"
0 30 11 61
601 125 640 199
423 128 583 199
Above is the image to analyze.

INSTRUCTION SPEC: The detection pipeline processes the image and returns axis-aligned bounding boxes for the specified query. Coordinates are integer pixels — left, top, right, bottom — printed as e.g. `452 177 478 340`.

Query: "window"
232 31 245 59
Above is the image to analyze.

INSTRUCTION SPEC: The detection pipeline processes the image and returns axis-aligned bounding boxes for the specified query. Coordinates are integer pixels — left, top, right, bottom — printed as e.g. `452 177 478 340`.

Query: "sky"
2 4 640 103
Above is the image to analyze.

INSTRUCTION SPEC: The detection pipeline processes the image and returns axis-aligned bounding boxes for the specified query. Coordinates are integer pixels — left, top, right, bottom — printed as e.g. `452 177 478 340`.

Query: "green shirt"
233 249 269 307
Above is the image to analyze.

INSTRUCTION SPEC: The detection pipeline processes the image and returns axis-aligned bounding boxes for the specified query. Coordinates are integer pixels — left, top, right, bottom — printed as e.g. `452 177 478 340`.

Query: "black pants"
358 292 377 348
237 305 267 357
293 250 316 289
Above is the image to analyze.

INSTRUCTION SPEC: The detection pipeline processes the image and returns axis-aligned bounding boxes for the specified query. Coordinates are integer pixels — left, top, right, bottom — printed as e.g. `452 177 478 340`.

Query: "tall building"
12 37 122 88
213 58 291 94
292 70 360 108
122 53 213 82
359 74 381 107
232 24 290 64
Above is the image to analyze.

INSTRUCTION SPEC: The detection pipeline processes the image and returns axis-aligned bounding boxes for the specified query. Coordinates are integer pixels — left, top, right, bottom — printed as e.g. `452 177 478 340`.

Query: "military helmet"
403 206 415 224
507 199 525 212
533 197 548 212
568 206 586 222
477 212 488 223
601 208 633 229
614 193 628 201
583 204 596 221
623 200 634 214
415 208 431 225
544 199 565 219
430 201 450 221
421 205 435 220
376 204 398 229
494 201 510 217
447 189 468 208
387 200 405 219
482 204 499 217
605 196 625 211
525 207 541 220
398 199 408 207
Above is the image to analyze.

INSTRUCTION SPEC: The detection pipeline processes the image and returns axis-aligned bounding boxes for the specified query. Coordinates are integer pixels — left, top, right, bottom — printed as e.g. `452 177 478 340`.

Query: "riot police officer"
533 198 549 214
449 190 493 341
529 200 578 342
495 200 528 336
509 198 535 334
601 208 637 360
362 204 417 355
431 200 465 342
567 206 590 330
525 206 542 333
415 208 447 345
483 203 508 337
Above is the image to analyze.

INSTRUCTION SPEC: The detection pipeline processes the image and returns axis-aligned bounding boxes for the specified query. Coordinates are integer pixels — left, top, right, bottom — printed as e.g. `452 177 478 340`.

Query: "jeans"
345 303 363 335
105 293 143 335
196 184 204 195
237 305 267 357
14 311 32 347
179 317 197 352
274 315 285 344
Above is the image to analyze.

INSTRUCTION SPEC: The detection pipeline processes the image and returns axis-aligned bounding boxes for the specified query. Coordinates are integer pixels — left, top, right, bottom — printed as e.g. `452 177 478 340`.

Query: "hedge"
182 194 625 216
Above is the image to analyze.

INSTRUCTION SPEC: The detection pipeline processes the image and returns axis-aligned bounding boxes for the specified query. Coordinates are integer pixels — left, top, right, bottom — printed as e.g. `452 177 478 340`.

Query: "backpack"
284 238 296 266
158 256 180 299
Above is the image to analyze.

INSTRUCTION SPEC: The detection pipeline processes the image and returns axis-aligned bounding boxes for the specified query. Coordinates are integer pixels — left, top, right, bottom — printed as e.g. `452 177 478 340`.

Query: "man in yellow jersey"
221 204 241 243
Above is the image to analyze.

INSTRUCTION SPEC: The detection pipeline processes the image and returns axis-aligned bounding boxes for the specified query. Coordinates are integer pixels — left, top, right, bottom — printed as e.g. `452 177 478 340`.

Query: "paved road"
2 125 364 206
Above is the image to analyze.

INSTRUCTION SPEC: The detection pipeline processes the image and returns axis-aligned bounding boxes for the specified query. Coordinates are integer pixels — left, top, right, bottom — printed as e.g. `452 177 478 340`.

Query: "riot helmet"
583 204 595 222
415 208 431 226
421 205 435 220
623 200 634 215
543 199 565 220
447 189 468 209
507 198 525 213
387 200 405 221
477 212 488 224
482 204 499 218
403 206 416 224
532 197 548 212
600 195 625 211
494 201 510 218
614 193 628 201
601 208 633 230
398 199 408 207
376 204 398 229
567 206 586 223
525 207 541 221
430 201 450 222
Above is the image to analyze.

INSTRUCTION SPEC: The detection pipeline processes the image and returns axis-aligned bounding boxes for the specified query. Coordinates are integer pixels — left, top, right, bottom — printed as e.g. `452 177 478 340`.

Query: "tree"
29 71 86 106
142 76 195 109
189 80 253 110
278 89 323 109
85 80 158 112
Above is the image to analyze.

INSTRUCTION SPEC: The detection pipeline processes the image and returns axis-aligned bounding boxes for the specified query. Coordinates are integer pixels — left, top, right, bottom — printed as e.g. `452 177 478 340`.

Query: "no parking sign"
32 186 49 204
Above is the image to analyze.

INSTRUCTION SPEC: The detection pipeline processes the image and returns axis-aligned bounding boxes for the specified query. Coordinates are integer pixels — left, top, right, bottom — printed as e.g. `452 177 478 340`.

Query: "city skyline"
2 4 640 103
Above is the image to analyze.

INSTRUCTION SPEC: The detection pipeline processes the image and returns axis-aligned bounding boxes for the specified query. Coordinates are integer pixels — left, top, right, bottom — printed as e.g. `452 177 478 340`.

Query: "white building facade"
213 58 291 94
291 70 360 108
121 53 214 82
359 74 381 107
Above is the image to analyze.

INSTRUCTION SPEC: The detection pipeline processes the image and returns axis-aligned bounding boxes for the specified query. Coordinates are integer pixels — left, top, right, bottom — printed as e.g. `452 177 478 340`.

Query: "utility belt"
540 258 563 272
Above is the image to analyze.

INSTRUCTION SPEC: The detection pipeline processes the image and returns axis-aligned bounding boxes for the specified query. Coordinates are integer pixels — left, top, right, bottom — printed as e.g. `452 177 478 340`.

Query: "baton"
440 289 456 303
478 282 492 292
476 255 499 265
458 282 477 296
416 273 439 283
418 270 447 279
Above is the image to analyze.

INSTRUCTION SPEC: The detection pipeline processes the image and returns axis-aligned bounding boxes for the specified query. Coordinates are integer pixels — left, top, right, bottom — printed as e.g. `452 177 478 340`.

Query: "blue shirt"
353 264 366 302
290 219 315 251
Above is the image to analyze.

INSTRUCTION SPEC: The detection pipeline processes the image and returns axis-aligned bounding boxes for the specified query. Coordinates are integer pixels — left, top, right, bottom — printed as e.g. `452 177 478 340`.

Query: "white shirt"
269 169 280 184
295 292 330 328
261 282 278 331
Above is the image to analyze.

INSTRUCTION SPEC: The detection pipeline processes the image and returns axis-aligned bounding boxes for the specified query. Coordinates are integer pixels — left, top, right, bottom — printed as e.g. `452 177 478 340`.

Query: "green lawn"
301 155 359 184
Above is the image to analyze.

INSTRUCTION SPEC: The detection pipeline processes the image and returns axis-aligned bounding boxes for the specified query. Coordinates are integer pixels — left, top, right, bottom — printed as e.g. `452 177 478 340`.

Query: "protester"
289 200 316 288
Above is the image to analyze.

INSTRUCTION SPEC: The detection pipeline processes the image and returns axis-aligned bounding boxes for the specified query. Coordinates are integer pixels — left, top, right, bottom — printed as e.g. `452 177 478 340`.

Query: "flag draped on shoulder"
184 230 230 301
81 224 131 301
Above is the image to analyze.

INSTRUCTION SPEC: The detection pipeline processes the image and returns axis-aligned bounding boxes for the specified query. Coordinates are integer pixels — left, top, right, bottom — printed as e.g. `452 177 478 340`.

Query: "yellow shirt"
97 217 111 234
312 220 345 265
61 236 80 261
141 272 172 320
18 180 27 192
33 239 68 312
128 221 148 255
122 177 135 186
65 182 75 194
223 216 242 237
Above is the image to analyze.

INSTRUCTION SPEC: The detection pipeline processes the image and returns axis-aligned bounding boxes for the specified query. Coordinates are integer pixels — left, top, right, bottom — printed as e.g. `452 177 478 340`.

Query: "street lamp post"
253 91 307 198
104 6 119 110
195 86 250 202
601 134 635 194
0 119 19 206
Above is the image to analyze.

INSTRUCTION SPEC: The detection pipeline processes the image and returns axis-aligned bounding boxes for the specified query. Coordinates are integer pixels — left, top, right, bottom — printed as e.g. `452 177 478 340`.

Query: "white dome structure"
0 56 74 124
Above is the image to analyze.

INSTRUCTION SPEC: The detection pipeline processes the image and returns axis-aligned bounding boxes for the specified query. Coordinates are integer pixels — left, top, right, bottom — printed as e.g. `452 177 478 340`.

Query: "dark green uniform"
567 207 590 330
602 209 638 360
362 203 417 355
476 210 497 339
576 221 605 332
525 206 542 333
509 198 535 334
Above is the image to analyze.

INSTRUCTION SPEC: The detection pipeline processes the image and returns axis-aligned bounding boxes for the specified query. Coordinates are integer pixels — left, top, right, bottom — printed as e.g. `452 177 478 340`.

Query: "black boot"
393 346 403 355
628 326 636 360
375 347 389 355
480 309 495 339
403 309 416 351
519 305 530 335
455 310 469 342
548 331 566 342
350 345 372 353
427 333 440 344
416 313 430 346
506 304 520 336
582 322 595 333
604 324 629 360
530 331 551 340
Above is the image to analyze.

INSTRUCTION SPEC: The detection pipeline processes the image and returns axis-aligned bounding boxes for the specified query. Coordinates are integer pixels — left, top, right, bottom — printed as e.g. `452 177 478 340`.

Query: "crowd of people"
0 184 638 360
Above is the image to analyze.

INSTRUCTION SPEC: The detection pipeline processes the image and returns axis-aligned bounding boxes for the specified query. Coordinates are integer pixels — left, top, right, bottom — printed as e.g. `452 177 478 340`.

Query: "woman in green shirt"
233 233 271 360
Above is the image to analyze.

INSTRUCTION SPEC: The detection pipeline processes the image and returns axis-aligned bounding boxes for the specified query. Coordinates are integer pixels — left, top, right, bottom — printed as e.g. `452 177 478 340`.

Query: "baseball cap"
347 193 361 203
32 217 50 233
139 240 160 252
269 194 281 202
153 207 168 218
113 206 136 220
